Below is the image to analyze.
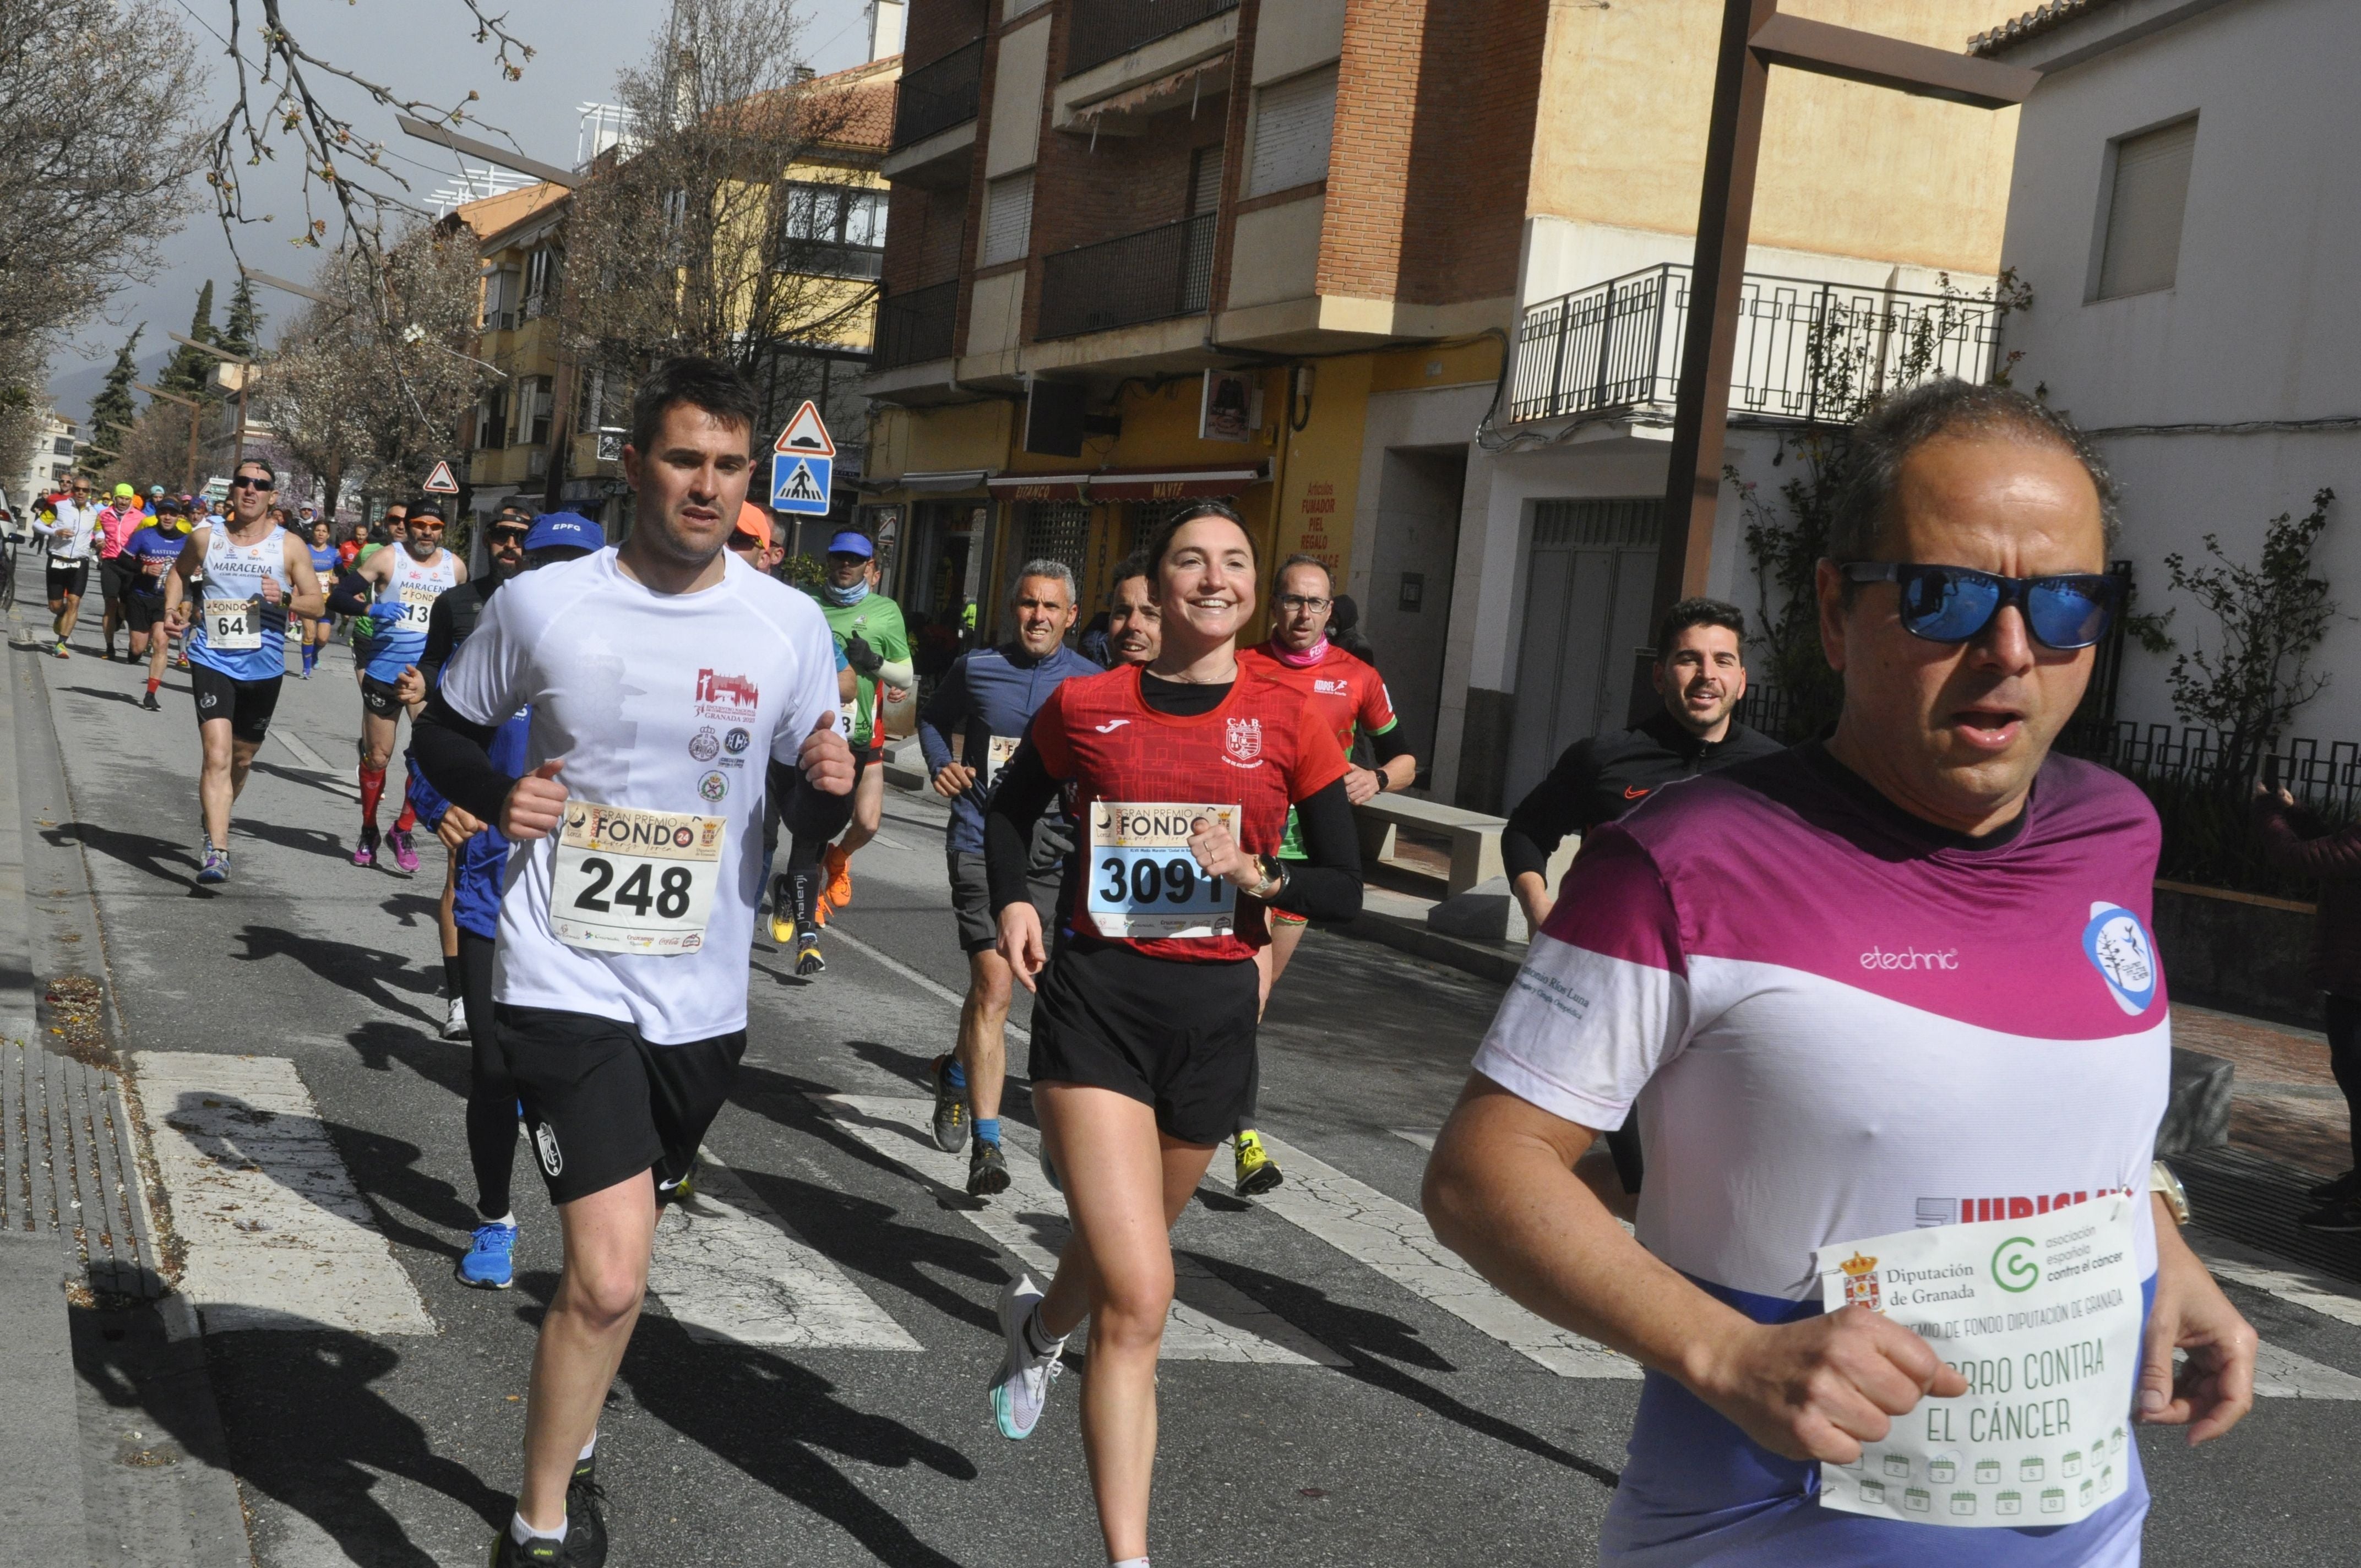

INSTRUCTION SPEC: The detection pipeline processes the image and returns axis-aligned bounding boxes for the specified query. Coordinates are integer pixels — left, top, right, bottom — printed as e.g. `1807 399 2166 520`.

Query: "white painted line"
823 927 1028 1042
1390 1128 1436 1151
2202 1255 2361 1330
1248 1132 1640 1380
273 728 360 797
134 1053 434 1336
2228 1341 2361 1401
644 1152 921 1351
819 1095 1338 1365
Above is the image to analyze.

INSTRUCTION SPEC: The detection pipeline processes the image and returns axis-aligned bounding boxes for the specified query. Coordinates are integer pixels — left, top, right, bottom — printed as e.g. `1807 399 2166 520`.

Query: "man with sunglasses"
331 499 467 873
1428 380 2255 1566
37 475 104 657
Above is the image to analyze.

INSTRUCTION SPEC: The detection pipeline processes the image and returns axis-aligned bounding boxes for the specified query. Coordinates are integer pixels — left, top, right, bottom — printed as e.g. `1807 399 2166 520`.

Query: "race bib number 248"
550 802 727 955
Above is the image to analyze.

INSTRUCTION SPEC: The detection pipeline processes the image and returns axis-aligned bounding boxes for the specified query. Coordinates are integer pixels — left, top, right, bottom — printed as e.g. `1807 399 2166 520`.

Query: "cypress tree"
79 326 142 477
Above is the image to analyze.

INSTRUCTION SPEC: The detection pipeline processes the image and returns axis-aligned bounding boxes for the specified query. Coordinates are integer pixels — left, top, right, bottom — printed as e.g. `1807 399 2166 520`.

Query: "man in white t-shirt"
415 357 855 1568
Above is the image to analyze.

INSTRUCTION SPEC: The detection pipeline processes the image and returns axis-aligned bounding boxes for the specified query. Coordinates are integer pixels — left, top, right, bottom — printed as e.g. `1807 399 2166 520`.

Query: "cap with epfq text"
523 511 605 553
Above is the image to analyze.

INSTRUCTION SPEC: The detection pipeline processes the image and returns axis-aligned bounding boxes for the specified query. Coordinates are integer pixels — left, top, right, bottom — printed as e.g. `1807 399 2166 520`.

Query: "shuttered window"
1247 66 1337 197
982 171 1034 267
2096 117 2196 300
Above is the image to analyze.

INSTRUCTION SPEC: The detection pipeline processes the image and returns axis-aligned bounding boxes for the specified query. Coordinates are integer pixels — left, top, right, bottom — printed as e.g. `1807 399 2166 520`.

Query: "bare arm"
161 530 210 630
282 538 326 620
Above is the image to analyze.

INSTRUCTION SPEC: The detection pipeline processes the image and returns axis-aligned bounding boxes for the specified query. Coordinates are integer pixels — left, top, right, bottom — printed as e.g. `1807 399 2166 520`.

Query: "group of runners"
44 356 2270 1568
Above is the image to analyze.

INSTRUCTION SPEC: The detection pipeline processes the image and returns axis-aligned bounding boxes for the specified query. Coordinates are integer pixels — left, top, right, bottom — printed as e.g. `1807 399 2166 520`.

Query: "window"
523 246 562 315
2095 116 2196 300
1248 66 1337 197
982 171 1034 267
475 389 508 451
779 183 888 279
521 376 555 447
481 266 521 330
52 436 75 456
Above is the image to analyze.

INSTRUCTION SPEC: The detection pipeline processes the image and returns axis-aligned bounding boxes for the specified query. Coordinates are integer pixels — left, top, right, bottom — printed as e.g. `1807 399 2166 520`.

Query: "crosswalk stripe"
823 925 1030 1043
2201 1254 2361 1330
818 1095 1342 1366
2248 1340 2361 1401
1248 1133 1640 1379
134 1052 434 1336
645 1152 922 1351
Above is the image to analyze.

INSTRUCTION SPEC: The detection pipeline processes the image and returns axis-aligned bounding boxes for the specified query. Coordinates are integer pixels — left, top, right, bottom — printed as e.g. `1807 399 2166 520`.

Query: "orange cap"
733 502 773 551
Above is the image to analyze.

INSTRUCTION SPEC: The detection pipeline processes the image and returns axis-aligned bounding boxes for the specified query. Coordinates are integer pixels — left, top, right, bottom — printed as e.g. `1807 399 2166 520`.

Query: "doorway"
1362 448 1466 779
1503 498 1661 806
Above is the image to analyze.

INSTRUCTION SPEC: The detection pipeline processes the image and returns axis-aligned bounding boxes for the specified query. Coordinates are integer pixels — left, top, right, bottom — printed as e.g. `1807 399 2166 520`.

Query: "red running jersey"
1240 642 1399 754
1028 663 1349 962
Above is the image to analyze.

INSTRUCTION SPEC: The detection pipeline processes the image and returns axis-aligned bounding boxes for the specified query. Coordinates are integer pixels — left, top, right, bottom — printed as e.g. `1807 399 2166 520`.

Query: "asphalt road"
18 614 2361 1567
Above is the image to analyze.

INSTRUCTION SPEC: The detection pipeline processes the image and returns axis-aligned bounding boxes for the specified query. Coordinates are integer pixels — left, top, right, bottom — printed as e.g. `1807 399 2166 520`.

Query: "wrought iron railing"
873 279 959 369
1508 263 2004 426
1037 213 1214 340
891 39 984 149
1065 0 1239 77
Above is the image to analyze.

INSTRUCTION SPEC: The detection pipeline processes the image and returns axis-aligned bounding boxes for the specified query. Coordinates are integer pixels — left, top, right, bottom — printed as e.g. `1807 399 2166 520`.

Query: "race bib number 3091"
550 802 727 955
1086 802 1237 940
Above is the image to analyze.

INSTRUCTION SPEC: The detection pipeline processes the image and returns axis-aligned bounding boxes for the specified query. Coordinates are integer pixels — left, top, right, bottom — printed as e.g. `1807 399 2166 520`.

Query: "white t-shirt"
438 547 841 1043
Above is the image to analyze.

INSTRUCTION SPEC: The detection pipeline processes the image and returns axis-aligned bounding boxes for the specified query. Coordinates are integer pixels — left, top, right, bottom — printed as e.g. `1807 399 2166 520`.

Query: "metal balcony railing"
1506 263 2004 426
874 279 959 369
891 39 984 149
1037 214 1215 340
1066 0 1240 77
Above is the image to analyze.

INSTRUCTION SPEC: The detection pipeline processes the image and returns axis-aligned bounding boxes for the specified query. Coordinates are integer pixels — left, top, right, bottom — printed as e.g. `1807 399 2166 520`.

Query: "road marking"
134 1053 434 1336
1390 1128 1435 1151
644 1152 921 1350
818 1095 1339 1365
273 728 360 797
2249 1340 2361 1401
1248 1132 1640 1380
822 927 1030 1042
2201 1254 2361 1330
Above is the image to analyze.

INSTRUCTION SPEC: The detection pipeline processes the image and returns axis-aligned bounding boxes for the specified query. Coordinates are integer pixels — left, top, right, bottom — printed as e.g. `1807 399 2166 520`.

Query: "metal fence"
1037 213 1215 340
891 39 984 149
1507 263 2004 427
873 279 959 369
1065 0 1240 78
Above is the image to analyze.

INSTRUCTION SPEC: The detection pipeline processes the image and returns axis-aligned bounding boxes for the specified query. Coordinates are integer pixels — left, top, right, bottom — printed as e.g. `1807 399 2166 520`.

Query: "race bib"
550 803 728 955
984 734 1021 786
205 598 262 650
1085 802 1237 939
398 584 439 628
1814 1193 2142 1529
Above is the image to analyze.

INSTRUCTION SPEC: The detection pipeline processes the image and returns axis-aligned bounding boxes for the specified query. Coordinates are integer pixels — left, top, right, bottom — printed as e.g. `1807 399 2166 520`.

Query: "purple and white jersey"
1473 743 2169 1566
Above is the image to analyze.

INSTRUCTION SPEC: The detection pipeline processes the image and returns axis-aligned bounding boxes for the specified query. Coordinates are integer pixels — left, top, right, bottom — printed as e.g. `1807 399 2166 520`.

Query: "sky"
48 0 877 422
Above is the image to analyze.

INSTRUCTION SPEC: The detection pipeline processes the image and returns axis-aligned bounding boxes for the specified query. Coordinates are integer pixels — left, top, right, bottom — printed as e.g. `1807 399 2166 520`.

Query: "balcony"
874 279 960 369
1506 263 2004 427
1067 0 1239 78
892 39 983 151
1037 214 1215 341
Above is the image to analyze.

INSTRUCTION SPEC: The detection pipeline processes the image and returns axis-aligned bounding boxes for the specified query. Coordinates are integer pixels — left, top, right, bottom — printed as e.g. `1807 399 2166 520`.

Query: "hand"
1687 1306 1969 1464
164 601 189 635
798 713 856 797
436 803 484 852
932 761 978 798
501 759 569 841
260 577 283 605
393 665 425 707
996 901 1047 993
1343 765 1382 805
1188 813 1259 890
844 633 882 677
2140 1206 2257 1444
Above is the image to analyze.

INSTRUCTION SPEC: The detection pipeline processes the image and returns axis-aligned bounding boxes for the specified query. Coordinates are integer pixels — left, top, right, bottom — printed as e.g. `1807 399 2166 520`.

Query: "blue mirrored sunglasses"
1841 562 2121 651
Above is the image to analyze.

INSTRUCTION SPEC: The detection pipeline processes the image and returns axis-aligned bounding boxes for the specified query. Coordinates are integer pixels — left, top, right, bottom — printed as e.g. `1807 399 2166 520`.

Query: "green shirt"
812 589 911 747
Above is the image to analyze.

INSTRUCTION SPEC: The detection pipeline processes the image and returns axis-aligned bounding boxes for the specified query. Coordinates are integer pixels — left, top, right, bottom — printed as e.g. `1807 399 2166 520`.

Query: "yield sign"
774 400 835 459
421 459 460 494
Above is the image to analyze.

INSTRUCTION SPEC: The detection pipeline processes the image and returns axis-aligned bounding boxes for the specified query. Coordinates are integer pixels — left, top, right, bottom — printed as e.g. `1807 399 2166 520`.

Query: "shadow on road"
232 924 440 1023
57 682 149 709
236 818 360 864
46 819 200 885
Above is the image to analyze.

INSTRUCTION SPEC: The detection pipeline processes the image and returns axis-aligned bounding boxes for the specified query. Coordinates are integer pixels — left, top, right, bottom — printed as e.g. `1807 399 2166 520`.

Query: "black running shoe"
969 1138 1011 1196
2306 1169 2359 1201
929 1054 969 1152
2299 1197 2361 1234
564 1457 608 1568
489 1527 564 1566
140 690 161 712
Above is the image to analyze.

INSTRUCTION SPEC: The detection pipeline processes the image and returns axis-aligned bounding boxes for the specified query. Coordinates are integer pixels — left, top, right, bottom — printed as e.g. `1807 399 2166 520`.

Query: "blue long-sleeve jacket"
918 641 1102 858
405 710 529 940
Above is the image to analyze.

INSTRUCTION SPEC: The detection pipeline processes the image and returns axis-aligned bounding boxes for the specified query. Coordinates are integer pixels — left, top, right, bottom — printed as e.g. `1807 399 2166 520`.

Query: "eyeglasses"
489 527 531 544
1841 562 2122 651
227 475 274 492
1277 595 1331 613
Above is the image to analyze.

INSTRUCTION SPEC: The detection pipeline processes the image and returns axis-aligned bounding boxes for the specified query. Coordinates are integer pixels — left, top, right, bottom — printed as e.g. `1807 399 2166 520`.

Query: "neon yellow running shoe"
1234 1129 1283 1197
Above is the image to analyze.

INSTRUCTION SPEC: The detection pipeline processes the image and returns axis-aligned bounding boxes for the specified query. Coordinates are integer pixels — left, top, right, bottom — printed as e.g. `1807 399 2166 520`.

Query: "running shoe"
969 1139 1010 1197
565 1456 609 1567
794 929 825 977
823 843 853 910
351 823 379 868
2299 1197 2361 1233
2307 1169 2360 1201
52 640 68 659
443 995 471 1041
768 875 796 945
385 826 420 877
140 690 160 712
929 1054 969 1152
988 1272 1064 1440
1234 1130 1283 1197
457 1221 517 1289
488 1528 565 1566
196 843 230 885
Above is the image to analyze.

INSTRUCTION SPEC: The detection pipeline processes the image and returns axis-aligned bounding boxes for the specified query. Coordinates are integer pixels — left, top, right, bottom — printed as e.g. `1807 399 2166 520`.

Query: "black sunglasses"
489 526 531 543
1842 562 2121 651
227 474 275 492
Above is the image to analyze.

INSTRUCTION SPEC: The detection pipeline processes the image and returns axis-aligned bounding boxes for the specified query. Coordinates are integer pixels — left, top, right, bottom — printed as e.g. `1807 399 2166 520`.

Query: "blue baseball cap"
524 511 604 553
826 530 874 559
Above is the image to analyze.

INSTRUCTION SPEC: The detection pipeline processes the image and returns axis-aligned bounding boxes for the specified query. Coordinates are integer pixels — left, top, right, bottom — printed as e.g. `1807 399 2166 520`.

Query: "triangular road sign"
774 400 835 458
422 459 460 494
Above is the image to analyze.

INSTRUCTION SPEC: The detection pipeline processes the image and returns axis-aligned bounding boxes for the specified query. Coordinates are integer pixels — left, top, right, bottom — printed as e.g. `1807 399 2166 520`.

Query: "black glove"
844 633 883 677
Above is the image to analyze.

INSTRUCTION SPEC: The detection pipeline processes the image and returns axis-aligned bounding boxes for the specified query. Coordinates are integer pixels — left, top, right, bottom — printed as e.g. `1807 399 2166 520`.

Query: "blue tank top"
363 547 460 680
189 522 293 682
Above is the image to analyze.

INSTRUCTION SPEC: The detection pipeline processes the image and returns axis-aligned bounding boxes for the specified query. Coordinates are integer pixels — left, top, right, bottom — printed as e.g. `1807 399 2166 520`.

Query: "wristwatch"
2150 1159 2191 1227
1246 853 1287 901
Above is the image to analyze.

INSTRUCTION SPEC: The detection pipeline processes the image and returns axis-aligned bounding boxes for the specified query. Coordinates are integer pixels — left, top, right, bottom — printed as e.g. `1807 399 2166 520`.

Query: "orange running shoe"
823 843 853 910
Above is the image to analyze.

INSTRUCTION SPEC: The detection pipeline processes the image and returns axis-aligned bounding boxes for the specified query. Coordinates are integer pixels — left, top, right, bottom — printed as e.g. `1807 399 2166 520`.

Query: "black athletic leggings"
2329 993 2361 1170
459 931 520 1218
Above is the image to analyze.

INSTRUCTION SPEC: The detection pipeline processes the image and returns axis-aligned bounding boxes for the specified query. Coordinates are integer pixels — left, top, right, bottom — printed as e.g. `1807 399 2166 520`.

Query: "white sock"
1111 1558 1151 1568
509 1510 567 1546
576 1433 597 1462
481 1211 517 1229
1022 1303 1067 1360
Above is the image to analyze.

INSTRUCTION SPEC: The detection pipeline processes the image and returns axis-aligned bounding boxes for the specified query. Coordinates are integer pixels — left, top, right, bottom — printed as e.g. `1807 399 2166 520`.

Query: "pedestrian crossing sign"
770 400 834 515
421 459 460 494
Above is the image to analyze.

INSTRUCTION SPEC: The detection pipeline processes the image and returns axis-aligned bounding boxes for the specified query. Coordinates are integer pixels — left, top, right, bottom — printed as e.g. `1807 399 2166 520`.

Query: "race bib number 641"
551 803 727 955
1086 802 1237 940
205 598 262 650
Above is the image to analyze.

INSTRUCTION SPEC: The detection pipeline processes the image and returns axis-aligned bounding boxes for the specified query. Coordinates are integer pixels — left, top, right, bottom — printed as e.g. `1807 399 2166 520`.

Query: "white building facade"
7 412 80 508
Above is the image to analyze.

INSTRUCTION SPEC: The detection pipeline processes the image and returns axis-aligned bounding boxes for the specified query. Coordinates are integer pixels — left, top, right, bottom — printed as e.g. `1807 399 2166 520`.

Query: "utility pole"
167 331 257 491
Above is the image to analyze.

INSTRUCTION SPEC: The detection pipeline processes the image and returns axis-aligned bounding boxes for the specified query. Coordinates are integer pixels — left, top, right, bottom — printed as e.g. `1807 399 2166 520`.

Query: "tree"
80 329 144 478
161 282 222 404
220 278 265 363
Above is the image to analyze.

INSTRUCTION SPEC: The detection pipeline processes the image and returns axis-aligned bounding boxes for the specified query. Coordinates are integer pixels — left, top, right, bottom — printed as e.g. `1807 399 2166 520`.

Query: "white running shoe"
988 1272 1064 1440
442 995 470 1041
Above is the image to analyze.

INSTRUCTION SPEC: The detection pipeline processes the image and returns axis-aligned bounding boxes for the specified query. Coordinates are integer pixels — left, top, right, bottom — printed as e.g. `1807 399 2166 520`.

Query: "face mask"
1271 636 1329 669
822 578 869 608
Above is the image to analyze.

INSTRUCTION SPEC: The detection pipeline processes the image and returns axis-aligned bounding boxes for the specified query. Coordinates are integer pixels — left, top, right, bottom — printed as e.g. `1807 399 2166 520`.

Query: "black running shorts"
1027 939 1259 1146
360 673 405 718
189 664 282 744
97 555 127 608
494 1005 747 1206
948 850 1058 956
122 592 166 635
46 559 89 601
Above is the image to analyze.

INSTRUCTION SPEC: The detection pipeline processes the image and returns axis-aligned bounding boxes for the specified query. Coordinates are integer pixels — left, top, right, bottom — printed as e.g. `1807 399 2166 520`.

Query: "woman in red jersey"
982 502 1363 1567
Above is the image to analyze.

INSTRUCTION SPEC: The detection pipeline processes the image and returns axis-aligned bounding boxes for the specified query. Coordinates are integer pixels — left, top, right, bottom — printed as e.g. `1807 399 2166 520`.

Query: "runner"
1423 380 2255 1565
300 517 340 677
121 498 189 711
799 530 913 921
97 481 145 660
981 502 1361 1568
159 459 325 884
411 357 853 1568
916 559 1098 1195
36 474 102 658
1232 554 1419 1195
1101 553 1161 668
330 499 466 873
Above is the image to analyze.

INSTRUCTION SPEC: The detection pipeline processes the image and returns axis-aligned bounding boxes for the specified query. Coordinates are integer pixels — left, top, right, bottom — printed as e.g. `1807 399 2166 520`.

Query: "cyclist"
330 500 466 874
917 559 1098 1196
300 518 340 677
160 460 326 884
37 475 102 658
97 481 146 660
799 530 913 920
981 502 1361 1568
122 499 189 711
411 357 853 1568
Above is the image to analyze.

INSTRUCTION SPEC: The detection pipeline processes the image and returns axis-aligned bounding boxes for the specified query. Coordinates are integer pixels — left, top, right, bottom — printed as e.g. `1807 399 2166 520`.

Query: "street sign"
422 459 460 495
770 401 834 515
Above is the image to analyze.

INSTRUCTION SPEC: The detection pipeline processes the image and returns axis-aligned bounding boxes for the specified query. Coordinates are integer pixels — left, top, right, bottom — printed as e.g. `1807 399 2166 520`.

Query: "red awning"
986 463 1268 502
